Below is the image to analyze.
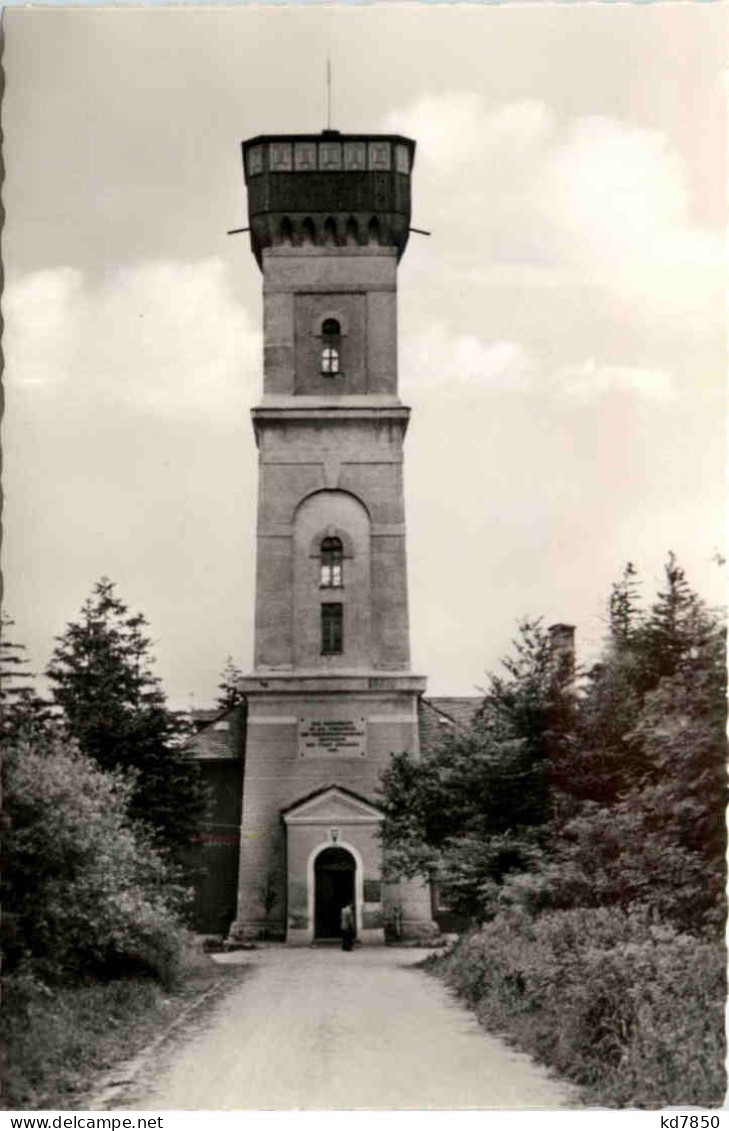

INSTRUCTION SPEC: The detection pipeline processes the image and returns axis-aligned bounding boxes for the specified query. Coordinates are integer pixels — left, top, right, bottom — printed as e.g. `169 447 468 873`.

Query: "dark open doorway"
314 847 355 939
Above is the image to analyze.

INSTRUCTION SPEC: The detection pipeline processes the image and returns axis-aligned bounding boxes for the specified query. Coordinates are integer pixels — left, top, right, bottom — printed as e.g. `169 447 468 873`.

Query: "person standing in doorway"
340 902 355 951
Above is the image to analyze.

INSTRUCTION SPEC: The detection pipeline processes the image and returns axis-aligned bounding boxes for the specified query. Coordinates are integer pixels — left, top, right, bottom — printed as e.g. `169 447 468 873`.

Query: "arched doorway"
314 847 355 939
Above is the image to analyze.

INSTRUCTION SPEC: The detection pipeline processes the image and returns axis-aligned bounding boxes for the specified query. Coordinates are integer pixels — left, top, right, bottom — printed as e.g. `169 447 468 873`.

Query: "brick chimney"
548 623 576 682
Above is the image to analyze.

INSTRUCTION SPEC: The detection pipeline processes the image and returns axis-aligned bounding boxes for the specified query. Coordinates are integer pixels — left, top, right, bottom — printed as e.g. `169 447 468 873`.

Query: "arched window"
320 318 342 377
320 536 343 588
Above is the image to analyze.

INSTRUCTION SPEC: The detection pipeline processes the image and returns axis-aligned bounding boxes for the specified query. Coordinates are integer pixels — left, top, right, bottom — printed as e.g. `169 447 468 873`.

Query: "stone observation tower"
231 129 437 943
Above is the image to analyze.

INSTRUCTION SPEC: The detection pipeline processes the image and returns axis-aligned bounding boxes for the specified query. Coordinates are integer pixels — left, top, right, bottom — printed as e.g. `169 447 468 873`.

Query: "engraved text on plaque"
299 717 367 758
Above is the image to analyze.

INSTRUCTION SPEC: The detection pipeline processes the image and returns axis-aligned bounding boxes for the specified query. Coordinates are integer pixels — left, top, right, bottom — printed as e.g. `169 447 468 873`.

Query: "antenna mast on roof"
326 56 332 130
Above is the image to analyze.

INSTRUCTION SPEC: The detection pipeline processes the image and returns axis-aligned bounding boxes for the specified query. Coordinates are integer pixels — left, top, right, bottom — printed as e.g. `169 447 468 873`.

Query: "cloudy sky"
3 5 725 707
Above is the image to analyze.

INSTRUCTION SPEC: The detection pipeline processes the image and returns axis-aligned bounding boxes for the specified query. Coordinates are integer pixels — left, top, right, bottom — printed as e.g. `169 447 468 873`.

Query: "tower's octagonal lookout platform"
242 131 416 267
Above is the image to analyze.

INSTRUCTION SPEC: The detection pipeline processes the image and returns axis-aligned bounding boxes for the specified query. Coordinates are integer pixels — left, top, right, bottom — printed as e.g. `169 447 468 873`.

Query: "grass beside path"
423 910 726 1108
1 938 244 1111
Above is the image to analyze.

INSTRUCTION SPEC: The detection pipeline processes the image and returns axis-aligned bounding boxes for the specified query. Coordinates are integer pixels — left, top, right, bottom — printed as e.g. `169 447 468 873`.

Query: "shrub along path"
115 946 577 1110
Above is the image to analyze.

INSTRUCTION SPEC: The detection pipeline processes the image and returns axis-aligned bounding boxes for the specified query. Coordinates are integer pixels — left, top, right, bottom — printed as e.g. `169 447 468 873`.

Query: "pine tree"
636 551 715 685
627 566 727 929
484 616 557 749
608 560 641 646
518 555 727 934
1 615 55 742
570 554 724 806
46 579 206 862
215 655 245 711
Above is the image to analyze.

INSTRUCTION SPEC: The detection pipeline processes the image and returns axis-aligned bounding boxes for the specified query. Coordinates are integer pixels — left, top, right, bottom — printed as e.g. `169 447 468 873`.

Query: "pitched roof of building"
186 697 482 761
185 706 245 760
418 696 482 755
280 782 380 816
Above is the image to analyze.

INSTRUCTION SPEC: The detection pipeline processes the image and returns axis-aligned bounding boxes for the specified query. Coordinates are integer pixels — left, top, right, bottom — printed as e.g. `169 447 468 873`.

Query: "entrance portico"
283 786 385 945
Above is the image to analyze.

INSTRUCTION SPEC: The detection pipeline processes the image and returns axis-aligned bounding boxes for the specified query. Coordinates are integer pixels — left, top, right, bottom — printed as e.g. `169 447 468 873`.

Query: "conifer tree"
512 555 726 933
0 615 55 742
46 579 206 862
608 560 640 646
636 551 716 686
215 655 245 712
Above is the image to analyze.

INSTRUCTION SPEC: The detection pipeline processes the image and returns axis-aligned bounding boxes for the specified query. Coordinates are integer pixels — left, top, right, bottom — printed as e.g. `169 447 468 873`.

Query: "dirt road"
121 946 576 1109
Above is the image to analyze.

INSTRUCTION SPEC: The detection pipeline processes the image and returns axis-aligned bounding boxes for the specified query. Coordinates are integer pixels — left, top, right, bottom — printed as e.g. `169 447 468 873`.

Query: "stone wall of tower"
232 130 437 943
233 678 426 941
251 244 411 673
262 250 398 397
252 414 411 672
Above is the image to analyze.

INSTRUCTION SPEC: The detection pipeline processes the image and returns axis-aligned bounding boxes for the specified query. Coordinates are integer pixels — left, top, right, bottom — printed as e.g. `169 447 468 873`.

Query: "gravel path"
122 946 576 1110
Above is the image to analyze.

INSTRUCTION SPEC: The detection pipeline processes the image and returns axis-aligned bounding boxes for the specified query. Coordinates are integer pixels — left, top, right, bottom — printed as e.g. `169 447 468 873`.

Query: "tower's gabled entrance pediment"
282 785 383 826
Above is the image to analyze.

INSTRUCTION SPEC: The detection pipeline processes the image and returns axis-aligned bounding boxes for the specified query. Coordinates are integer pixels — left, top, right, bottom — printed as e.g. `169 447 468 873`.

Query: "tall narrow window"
320 318 342 377
320 537 343 588
321 603 343 655
321 346 340 375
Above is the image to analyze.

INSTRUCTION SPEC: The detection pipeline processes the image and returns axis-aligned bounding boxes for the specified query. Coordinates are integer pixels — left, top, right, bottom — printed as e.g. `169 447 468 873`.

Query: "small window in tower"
321 603 343 655
320 537 343 588
321 346 340 375
320 318 342 377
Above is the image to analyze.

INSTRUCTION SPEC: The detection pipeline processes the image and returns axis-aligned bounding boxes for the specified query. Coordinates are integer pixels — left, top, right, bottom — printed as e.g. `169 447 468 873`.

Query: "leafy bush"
431 907 726 1107
380 618 568 919
3 737 187 985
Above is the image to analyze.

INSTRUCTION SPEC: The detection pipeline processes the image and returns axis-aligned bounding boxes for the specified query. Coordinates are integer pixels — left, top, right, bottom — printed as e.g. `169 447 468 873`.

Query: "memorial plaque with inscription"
299 717 367 757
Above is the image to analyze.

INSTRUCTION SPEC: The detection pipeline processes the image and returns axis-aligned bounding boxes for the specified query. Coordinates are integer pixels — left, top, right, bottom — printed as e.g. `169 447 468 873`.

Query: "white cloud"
6 260 679 426
384 93 723 340
554 358 676 403
401 321 675 406
4 259 261 424
539 116 724 330
541 116 687 245
401 323 534 393
3 267 84 388
384 94 555 170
